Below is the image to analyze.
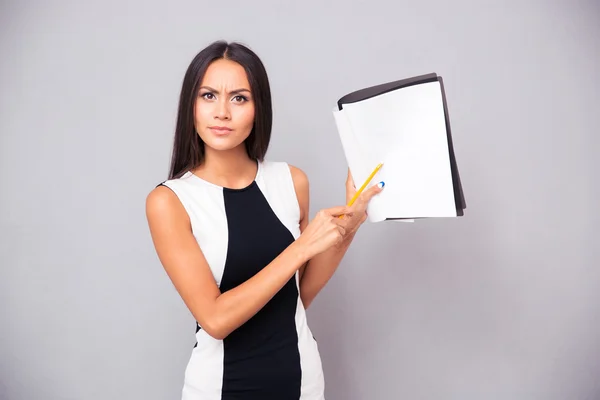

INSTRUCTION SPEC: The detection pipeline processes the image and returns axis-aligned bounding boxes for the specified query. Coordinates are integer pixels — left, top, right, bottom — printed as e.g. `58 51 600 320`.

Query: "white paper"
333 81 457 222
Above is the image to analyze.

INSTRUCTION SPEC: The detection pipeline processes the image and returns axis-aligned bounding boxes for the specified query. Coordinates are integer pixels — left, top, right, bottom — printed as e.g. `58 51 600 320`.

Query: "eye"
232 95 248 103
201 92 215 100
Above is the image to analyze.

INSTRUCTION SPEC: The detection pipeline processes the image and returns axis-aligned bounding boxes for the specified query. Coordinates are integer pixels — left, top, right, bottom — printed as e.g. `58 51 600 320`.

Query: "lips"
208 126 233 137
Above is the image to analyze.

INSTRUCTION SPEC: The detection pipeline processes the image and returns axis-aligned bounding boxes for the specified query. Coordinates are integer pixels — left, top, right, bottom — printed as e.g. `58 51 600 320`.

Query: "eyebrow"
199 86 251 95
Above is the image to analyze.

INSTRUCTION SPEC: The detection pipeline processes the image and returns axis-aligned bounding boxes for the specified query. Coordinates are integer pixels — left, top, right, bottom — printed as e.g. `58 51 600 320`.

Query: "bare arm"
146 185 346 340
289 166 356 309
146 186 310 340
300 236 357 309
291 166 382 309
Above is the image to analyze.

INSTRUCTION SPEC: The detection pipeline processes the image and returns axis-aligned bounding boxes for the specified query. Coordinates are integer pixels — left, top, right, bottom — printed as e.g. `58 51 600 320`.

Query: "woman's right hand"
295 205 349 260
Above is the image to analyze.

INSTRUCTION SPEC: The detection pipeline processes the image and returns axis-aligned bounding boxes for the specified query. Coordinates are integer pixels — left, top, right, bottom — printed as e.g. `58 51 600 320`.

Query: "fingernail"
377 181 385 189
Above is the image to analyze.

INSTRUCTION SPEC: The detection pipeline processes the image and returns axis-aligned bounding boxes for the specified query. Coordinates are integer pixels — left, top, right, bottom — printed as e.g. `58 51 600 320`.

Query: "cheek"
238 105 255 128
194 103 211 126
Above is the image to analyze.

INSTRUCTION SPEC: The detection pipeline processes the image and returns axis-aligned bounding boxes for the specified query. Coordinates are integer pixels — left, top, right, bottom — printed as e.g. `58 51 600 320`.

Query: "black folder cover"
337 73 466 219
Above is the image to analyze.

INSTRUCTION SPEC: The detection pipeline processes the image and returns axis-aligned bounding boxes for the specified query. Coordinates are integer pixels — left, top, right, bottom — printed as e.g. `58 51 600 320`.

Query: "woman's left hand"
340 168 384 236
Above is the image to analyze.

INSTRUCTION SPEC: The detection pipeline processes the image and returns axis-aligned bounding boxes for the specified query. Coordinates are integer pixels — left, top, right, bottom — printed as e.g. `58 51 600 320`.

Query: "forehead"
201 59 250 89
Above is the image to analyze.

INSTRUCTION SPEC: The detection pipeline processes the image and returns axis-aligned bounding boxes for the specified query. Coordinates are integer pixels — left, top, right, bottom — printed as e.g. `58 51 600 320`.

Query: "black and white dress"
160 160 325 400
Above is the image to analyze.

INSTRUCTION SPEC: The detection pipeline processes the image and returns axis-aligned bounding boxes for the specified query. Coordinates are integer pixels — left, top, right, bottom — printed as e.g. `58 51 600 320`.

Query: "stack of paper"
332 73 466 222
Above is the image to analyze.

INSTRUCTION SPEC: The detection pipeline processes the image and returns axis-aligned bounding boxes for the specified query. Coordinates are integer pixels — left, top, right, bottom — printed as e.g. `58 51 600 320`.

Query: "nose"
215 98 231 120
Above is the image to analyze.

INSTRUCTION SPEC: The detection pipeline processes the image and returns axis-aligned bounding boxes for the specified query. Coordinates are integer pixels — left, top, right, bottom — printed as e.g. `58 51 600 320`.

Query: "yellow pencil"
339 163 383 218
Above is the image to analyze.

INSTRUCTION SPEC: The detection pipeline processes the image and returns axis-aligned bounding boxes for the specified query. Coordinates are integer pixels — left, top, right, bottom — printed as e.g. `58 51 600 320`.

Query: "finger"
333 212 353 230
333 216 348 236
361 181 385 202
324 205 351 217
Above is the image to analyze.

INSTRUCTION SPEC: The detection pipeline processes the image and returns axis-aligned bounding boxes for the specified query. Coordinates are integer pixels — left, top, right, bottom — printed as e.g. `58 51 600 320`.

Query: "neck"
194 145 258 189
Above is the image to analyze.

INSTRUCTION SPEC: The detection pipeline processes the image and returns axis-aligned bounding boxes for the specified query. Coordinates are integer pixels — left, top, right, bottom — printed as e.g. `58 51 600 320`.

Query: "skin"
146 58 383 340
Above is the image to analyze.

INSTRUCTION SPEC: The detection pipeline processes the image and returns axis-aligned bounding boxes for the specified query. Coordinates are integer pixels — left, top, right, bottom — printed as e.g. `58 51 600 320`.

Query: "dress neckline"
184 161 262 192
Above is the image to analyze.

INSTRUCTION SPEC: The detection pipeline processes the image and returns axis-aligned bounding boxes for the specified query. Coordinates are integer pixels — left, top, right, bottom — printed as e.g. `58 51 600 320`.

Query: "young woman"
146 40 384 400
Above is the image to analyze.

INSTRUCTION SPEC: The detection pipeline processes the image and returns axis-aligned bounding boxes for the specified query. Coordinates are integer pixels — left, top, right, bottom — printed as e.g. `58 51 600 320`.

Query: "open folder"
332 72 466 223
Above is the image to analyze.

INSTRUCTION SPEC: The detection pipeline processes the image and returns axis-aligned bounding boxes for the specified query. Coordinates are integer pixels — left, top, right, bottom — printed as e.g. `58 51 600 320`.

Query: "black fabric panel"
220 182 301 400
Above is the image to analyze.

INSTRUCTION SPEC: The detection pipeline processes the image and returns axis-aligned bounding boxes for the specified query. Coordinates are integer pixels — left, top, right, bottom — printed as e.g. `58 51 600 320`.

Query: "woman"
146 40 384 400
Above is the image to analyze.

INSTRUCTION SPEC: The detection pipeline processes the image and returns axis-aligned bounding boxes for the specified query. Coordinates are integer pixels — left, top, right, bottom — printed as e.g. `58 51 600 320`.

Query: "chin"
201 136 247 153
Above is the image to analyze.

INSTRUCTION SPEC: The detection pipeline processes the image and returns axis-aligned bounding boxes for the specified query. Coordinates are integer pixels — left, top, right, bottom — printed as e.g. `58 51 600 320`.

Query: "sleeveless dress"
159 160 326 400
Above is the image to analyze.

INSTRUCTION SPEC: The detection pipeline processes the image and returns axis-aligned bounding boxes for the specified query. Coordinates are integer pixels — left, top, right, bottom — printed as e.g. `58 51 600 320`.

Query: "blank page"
333 108 373 189
337 81 457 219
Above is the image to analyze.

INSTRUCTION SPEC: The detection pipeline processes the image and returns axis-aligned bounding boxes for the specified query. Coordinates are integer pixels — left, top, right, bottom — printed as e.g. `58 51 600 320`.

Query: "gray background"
1 0 598 399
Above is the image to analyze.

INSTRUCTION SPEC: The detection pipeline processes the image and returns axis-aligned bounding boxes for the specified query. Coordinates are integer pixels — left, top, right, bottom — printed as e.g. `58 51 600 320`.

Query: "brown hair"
168 41 272 179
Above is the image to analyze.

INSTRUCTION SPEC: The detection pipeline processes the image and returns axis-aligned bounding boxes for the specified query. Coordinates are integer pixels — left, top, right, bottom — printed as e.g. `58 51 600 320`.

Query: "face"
194 58 255 154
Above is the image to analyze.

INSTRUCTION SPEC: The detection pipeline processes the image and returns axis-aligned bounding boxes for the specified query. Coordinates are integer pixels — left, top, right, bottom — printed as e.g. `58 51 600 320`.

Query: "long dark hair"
168 41 273 179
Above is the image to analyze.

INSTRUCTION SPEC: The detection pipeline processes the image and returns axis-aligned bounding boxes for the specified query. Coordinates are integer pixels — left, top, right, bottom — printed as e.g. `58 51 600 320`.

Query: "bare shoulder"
288 164 309 193
145 184 189 227
287 164 309 222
